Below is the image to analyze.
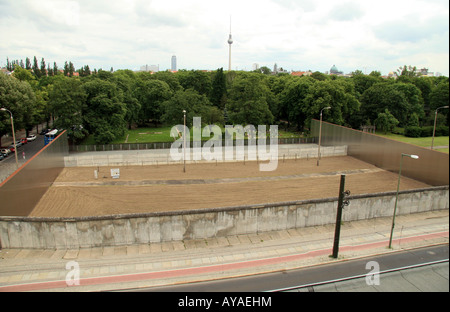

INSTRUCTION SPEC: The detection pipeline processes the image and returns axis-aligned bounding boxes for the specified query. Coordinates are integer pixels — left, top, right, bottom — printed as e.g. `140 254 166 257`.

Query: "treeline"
1 59 449 145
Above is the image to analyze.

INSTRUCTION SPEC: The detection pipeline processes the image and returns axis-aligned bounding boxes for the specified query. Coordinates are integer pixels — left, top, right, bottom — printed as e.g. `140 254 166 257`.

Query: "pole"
317 107 330 166
431 109 438 150
389 156 403 249
432 106 449 150
10 114 19 169
183 110 186 173
317 111 323 166
332 175 346 258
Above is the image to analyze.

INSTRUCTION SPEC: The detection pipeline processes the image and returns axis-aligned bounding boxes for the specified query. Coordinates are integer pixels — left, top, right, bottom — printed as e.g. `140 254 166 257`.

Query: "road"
0 133 45 182
134 245 448 292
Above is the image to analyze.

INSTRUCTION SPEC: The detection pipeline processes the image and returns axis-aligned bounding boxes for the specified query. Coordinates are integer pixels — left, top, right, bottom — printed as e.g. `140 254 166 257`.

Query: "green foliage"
404 125 449 138
226 73 274 126
2 56 449 145
49 77 87 142
161 89 213 127
82 78 127 144
0 71 36 140
375 109 399 134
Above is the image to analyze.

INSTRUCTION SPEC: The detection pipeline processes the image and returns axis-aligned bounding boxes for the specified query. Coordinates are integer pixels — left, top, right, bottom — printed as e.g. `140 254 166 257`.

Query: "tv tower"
227 16 233 71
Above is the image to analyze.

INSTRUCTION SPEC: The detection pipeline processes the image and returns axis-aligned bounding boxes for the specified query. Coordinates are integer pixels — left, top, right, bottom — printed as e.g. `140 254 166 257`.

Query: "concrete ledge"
0 186 448 249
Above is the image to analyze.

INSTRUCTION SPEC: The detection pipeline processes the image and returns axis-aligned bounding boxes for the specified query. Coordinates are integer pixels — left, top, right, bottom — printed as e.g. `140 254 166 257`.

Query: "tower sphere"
228 34 233 44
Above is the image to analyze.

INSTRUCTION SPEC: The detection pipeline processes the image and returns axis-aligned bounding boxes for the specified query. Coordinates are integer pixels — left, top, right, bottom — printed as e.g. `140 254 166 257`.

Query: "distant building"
140 64 159 73
0 68 12 75
171 55 177 72
291 71 312 77
252 63 259 71
417 68 434 77
329 65 343 75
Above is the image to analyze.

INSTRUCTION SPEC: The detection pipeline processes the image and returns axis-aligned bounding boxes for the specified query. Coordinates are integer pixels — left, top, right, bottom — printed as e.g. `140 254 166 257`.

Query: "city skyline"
1 0 448 76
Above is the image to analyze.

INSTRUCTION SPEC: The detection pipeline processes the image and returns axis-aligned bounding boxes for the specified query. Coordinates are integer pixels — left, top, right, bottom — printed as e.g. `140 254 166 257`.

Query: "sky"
1 0 449 76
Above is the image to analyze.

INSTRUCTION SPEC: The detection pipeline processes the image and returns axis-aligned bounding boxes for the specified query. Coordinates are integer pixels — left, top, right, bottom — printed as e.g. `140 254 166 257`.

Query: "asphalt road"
0 133 45 182
136 245 449 292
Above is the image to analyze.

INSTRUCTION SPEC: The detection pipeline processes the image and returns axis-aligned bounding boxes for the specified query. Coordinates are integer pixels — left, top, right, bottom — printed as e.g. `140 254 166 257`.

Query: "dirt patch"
30 156 430 217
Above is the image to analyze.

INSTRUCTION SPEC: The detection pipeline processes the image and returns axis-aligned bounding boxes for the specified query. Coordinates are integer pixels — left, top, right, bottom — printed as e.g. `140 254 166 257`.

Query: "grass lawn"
97 126 304 144
376 132 449 153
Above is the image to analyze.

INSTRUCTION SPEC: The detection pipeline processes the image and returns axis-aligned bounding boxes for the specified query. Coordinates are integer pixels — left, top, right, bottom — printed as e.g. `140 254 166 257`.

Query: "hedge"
405 125 449 138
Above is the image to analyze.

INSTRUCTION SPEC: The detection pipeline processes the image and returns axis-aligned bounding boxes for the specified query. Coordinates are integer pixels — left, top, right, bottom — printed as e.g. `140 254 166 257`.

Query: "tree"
32 56 41 78
429 81 449 126
430 81 449 111
396 65 418 78
177 70 212 96
68 62 75 77
40 58 46 77
226 73 274 126
278 76 314 130
303 79 359 129
360 83 409 126
53 62 59 75
210 68 227 108
134 78 171 126
82 78 127 144
49 77 87 142
12 65 36 87
352 72 381 97
375 109 399 134
64 61 69 76
25 57 32 70
0 72 36 145
392 82 424 122
161 89 213 127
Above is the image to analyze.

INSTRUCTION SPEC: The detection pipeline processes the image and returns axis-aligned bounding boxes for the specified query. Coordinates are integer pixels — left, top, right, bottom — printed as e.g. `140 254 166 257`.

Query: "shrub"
404 126 422 138
435 125 449 137
421 126 434 137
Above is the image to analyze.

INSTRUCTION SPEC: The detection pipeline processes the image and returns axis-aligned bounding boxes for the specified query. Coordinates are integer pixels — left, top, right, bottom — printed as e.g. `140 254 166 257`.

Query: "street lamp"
431 106 449 150
388 153 419 249
317 106 331 166
0 108 19 169
183 110 186 173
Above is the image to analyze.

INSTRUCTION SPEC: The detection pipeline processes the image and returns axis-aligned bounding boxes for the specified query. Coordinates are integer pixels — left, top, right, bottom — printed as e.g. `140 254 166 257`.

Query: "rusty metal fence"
0 131 68 217
311 120 449 186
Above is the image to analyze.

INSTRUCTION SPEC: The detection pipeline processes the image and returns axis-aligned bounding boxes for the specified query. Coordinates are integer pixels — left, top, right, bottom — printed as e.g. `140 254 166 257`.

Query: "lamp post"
0 108 19 169
431 106 449 150
183 110 186 173
317 106 331 166
388 153 419 249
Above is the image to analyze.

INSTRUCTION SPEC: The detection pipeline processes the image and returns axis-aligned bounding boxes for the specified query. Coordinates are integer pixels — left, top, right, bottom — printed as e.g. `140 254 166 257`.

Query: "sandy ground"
30 156 430 217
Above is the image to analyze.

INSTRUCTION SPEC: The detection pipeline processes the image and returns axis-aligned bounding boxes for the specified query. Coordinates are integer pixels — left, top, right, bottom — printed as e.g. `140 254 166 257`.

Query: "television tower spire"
227 16 233 71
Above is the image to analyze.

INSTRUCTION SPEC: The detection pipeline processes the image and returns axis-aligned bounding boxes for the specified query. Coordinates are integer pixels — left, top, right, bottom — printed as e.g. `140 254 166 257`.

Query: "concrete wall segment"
0 186 447 249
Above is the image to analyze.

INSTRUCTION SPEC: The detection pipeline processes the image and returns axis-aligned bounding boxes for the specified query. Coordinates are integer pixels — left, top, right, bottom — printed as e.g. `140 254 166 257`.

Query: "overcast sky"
1 0 449 76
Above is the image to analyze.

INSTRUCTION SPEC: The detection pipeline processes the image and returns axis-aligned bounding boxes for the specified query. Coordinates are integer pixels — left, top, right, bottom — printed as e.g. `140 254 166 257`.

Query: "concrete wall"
64 144 347 167
0 186 447 249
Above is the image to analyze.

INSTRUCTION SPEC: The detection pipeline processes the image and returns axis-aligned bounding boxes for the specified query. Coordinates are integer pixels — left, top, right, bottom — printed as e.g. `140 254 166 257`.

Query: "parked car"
8 145 15 152
1 148 11 156
14 141 23 148
27 134 37 142
0 154 4 161
20 138 28 144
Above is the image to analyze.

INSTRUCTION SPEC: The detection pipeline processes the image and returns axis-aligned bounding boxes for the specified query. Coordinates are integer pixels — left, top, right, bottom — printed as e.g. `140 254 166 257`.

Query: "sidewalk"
0 210 448 292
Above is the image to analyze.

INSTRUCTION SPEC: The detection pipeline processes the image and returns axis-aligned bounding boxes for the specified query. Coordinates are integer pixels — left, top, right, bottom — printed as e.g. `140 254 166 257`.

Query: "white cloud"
1 0 448 75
